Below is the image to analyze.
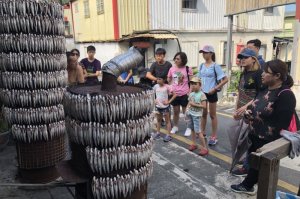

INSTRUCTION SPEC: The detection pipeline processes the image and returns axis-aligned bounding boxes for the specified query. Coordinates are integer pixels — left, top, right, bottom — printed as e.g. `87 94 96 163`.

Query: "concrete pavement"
0 138 254 199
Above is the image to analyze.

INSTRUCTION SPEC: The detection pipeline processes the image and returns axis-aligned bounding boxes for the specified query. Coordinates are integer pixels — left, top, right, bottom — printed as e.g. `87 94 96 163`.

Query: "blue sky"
285 4 296 12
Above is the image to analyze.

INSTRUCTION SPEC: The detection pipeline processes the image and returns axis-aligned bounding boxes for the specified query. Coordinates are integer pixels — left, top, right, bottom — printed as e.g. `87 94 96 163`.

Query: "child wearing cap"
152 75 177 142
186 76 208 156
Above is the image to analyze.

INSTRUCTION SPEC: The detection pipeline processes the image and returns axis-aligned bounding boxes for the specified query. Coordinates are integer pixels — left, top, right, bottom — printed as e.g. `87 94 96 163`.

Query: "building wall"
71 0 115 42
149 0 284 31
147 32 281 69
74 42 128 65
246 7 285 30
118 0 148 37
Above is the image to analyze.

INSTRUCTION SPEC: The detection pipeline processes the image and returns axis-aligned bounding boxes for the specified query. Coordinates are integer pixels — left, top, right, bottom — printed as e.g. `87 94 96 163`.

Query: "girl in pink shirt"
167 52 193 134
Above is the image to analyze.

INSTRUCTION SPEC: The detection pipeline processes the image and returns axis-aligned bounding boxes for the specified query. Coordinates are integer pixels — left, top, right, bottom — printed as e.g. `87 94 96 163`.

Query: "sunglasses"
239 56 251 59
190 82 200 85
71 52 79 56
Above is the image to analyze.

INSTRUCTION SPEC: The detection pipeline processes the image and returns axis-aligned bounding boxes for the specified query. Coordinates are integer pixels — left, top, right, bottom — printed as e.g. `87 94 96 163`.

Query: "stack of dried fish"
86 139 153 174
92 159 153 199
63 90 155 123
66 115 152 147
0 0 66 178
65 47 154 197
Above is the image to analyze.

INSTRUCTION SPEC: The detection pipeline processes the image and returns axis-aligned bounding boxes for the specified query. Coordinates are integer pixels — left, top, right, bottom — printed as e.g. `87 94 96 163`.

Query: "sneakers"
231 183 256 195
170 126 178 134
163 135 172 142
208 136 218 146
199 148 209 156
184 128 192 137
232 167 248 177
151 132 161 140
188 144 197 151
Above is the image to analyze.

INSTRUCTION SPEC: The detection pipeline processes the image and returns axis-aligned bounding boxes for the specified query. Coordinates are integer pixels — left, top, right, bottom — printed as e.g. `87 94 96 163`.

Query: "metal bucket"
102 47 143 77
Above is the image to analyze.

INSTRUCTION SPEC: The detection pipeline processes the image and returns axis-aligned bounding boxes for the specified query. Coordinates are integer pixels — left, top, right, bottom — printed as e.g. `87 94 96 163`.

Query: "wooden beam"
257 152 280 199
250 138 290 170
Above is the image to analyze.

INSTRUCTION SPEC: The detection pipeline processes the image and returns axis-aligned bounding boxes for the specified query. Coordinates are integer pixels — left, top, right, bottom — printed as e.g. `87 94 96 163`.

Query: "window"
83 0 90 18
182 0 197 10
96 0 104 15
64 21 71 36
74 3 79 13
264 7 274 15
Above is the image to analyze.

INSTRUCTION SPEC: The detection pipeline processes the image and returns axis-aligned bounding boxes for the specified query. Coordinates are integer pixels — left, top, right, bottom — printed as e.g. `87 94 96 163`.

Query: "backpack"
278 89 300 132
199 63 222 92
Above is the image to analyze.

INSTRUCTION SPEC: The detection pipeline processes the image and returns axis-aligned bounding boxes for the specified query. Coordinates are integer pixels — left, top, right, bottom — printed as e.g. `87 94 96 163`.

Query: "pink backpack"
278 89 299 133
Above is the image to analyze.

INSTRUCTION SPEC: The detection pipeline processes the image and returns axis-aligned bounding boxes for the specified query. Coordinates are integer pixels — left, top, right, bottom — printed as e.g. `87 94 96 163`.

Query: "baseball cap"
190 76 201 83
199 45 215 53
237 48 257 59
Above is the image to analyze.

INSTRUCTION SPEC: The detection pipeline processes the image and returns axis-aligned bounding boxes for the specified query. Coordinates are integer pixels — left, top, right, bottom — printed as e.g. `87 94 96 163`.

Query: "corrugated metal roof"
226 0 296 15
120 33 177 41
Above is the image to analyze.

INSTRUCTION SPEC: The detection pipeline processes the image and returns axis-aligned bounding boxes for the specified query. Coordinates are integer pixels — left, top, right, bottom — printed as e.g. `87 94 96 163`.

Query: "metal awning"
120 33 177 41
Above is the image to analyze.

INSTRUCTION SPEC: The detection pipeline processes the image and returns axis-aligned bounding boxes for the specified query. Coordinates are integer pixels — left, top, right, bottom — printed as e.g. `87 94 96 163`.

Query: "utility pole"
223 15 233 97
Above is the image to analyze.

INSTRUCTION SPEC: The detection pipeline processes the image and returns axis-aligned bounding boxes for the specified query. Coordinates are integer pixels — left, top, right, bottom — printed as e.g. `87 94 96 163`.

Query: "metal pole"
224 15 233 96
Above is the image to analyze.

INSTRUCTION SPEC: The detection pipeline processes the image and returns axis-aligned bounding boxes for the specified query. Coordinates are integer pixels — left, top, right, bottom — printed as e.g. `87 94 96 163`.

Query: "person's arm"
167 92 177 104
167 69 172 84
117 76 125 83
189 100 207 108
208 64 228 94
215 76 228 90
124 70 133 83
146 72 157 81
76 64 85 83
146 63 157 81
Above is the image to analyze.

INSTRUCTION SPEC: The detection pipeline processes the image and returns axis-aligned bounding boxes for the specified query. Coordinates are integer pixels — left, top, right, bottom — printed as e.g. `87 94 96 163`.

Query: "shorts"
186 113 201 133
204 92 218 103
171 94 189 107
156 106 170 115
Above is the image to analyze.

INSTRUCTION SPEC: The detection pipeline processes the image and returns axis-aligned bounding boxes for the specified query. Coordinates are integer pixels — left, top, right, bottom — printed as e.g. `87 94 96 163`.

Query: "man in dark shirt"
146 48 172 85
80 45 101 84
247 39 265 69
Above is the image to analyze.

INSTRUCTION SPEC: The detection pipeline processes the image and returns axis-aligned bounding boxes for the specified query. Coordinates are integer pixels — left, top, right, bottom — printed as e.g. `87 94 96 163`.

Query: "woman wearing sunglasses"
231 48 263 177
67 49 85 85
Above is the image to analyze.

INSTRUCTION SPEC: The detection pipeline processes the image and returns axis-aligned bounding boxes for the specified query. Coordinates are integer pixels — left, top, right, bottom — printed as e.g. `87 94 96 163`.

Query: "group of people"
229 39 296 195
149 39 297 196
150 46 228 156
67 46 101 85
67 45 135 86
66 40 297 195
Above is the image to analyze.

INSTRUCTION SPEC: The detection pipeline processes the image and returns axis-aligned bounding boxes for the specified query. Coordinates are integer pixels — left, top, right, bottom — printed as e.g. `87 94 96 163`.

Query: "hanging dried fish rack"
0 0 66 183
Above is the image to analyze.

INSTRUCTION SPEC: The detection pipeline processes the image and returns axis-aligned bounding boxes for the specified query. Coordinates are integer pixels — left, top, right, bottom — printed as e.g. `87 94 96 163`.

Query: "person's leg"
164 111 171 134
201 105 208 135
208 102 218 145
152 112 162 139
163 111 173 142
231 135 268 195
156 113 163 132
171 105 180 133
209 102 217 137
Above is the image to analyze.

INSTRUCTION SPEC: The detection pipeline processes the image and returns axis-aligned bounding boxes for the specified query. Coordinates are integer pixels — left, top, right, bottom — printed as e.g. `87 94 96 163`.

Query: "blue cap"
237 48 257 59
